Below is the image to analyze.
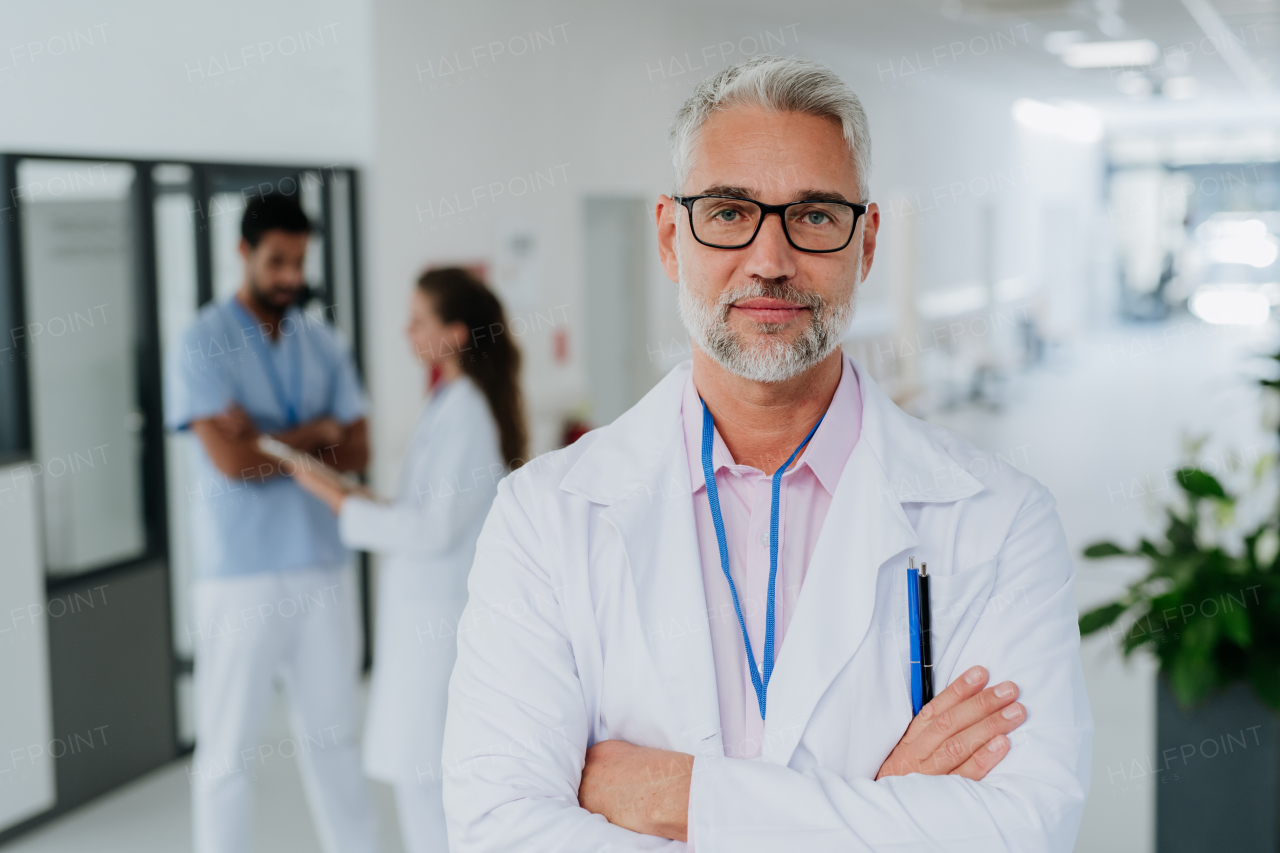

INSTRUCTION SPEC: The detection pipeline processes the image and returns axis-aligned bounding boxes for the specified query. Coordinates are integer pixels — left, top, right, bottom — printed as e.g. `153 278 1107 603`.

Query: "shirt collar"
226 296 301 341
680 353 863 495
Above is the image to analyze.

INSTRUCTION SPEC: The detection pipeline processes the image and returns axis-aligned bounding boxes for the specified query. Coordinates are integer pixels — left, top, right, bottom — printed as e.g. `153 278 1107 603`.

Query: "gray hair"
668 56 872 203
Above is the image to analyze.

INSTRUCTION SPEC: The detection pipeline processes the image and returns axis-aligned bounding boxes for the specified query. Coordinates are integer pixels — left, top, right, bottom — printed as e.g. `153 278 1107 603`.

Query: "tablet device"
256 435 360 490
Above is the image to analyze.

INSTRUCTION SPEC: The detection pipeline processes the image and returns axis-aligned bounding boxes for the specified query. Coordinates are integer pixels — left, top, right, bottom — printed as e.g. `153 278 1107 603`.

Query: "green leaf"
1152 555 1201 586
1166 510 1197 552
1181 613 1220 657
1176 468 1227 500
1168 657 1217 706
1218 604 1252 648
1083 542 1127 559
1079 602 1128 636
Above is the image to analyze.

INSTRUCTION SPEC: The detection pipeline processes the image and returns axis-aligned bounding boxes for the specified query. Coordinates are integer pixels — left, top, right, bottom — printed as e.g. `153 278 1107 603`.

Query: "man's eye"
714 209 739 221
805 211 831 225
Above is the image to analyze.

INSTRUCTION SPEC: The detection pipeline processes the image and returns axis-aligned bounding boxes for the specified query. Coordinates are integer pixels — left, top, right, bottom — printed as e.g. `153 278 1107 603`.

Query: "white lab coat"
441 355 1093 852
339 376 504 785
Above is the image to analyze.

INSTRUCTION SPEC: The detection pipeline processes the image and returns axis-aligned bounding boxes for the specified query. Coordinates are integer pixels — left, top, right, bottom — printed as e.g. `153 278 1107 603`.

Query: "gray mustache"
717 280 826 315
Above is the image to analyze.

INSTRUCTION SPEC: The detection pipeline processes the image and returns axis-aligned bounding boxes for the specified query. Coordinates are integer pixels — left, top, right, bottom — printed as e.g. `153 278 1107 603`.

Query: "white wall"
368 1 682 482
0 0 373 164
0 467 55 832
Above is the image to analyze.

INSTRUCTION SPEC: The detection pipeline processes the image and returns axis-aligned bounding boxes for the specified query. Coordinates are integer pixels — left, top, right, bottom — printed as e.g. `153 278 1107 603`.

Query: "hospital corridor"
2 2 1279 852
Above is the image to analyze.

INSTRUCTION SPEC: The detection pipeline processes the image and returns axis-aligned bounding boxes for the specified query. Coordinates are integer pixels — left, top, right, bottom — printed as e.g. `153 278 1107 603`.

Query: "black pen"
918 561 933 705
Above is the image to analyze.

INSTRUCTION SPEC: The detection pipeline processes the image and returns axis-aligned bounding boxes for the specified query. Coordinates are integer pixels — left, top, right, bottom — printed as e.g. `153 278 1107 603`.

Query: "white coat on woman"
339 374 504 846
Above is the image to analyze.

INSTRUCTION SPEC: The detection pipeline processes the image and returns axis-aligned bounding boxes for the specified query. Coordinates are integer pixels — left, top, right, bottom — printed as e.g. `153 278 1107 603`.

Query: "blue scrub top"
164 297 368 578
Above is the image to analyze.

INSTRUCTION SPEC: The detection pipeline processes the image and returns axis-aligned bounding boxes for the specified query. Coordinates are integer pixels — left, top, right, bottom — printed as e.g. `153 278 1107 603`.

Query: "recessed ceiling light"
1061 39 1160 69
1190 286 1271 325
1012 99 1104 143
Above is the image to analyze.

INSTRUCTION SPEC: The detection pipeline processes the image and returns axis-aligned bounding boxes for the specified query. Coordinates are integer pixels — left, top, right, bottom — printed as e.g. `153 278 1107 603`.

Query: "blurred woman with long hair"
292 266 526 851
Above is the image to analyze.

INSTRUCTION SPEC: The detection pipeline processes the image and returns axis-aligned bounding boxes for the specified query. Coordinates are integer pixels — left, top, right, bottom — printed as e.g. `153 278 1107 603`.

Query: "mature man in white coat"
442 56 1092 851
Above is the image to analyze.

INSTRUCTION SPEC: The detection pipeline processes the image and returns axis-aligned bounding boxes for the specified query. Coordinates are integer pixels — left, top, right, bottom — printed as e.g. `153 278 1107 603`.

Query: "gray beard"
677 268 857 384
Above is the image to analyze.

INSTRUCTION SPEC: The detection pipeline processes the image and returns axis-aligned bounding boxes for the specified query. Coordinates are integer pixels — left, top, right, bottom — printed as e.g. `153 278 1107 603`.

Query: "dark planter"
1157 678 1280 852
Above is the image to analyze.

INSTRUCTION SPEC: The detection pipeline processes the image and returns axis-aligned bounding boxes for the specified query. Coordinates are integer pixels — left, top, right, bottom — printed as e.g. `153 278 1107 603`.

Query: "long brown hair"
417 267 528 469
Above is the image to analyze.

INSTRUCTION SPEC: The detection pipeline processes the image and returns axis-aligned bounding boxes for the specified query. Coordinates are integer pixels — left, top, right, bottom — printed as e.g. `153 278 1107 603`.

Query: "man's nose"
741 213 798 281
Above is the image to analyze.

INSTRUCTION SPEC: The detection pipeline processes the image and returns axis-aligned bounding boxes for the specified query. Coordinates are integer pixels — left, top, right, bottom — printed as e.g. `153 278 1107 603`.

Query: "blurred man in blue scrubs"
165 193 379 853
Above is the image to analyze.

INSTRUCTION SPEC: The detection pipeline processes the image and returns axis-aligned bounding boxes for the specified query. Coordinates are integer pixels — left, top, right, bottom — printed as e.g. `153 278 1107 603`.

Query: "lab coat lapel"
760 438 917 764
561 362 723 756
761 360 984 765
602 444 724 757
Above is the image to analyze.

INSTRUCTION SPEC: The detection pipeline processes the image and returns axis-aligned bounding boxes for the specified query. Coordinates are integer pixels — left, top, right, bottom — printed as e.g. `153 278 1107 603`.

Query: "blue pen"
908 557 923 715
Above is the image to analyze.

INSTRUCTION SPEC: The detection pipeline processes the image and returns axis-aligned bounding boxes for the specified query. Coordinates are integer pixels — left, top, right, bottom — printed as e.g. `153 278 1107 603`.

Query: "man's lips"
730 297 809 323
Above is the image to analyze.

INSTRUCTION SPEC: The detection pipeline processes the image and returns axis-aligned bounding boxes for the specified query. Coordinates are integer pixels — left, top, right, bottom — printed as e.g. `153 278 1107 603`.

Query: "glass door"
7 154 176 819
16 160 148 575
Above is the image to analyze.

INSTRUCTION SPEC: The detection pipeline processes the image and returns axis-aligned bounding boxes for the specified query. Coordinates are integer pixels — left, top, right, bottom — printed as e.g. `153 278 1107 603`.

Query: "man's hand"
578 740 692 842
213 404 257 441
275 416 344 454
876 666 1024 781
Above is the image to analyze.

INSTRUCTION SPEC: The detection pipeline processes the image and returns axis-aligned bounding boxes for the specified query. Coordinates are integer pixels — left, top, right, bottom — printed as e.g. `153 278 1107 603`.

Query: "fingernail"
1002 704 1023 720
988 736 1006 752
994 682 1015 699
964 667 984 685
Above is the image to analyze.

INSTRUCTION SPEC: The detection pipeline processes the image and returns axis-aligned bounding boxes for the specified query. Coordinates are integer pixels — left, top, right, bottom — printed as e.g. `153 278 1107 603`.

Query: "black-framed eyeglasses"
673 194 868 253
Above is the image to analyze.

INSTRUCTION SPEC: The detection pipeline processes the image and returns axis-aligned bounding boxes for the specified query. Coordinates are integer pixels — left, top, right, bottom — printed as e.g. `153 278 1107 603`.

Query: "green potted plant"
1079 460 1280 852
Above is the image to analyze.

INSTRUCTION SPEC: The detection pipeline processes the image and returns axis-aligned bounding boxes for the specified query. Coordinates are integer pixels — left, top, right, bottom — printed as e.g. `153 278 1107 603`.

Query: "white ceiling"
687 0 1280 128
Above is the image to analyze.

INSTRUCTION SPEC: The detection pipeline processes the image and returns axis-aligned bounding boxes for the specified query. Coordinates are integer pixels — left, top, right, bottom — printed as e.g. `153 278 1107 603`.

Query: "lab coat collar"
559 355 983 507
559 355 984 763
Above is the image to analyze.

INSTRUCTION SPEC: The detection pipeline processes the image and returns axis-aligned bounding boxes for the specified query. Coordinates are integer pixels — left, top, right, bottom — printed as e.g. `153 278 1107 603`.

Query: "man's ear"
859 202 881 281
655 195 681 285
238 238 252 262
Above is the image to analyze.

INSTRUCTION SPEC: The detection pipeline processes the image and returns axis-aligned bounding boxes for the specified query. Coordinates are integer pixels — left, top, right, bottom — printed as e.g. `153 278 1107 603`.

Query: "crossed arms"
442 478 1091 853
190 404 368 481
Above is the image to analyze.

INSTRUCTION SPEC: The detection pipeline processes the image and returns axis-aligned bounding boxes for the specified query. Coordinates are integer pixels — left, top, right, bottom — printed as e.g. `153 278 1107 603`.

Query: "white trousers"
191 566 379 853
394 781 448 853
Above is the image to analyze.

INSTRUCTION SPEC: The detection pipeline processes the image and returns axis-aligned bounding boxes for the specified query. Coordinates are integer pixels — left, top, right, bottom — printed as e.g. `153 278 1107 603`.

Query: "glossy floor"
3 687 407 853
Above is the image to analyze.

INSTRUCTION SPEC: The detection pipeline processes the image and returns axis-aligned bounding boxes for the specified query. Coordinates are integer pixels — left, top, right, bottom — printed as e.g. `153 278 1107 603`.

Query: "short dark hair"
241 193 311 248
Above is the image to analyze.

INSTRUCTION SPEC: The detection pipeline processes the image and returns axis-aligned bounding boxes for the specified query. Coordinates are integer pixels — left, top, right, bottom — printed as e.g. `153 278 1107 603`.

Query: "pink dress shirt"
681 355 862 762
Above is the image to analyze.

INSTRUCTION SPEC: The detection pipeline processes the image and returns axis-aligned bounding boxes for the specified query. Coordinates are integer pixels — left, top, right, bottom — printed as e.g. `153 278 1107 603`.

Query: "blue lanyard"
230 299 302 427
700 399 824 720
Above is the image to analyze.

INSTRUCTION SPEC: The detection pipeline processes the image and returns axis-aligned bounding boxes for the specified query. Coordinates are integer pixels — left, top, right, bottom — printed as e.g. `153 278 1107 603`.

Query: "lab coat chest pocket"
927 557 999 687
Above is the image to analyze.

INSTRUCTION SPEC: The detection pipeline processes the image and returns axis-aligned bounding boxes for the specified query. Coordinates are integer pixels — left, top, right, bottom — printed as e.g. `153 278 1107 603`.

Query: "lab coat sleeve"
442 475 681 852
337 418 500 557
688 485 1092 853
